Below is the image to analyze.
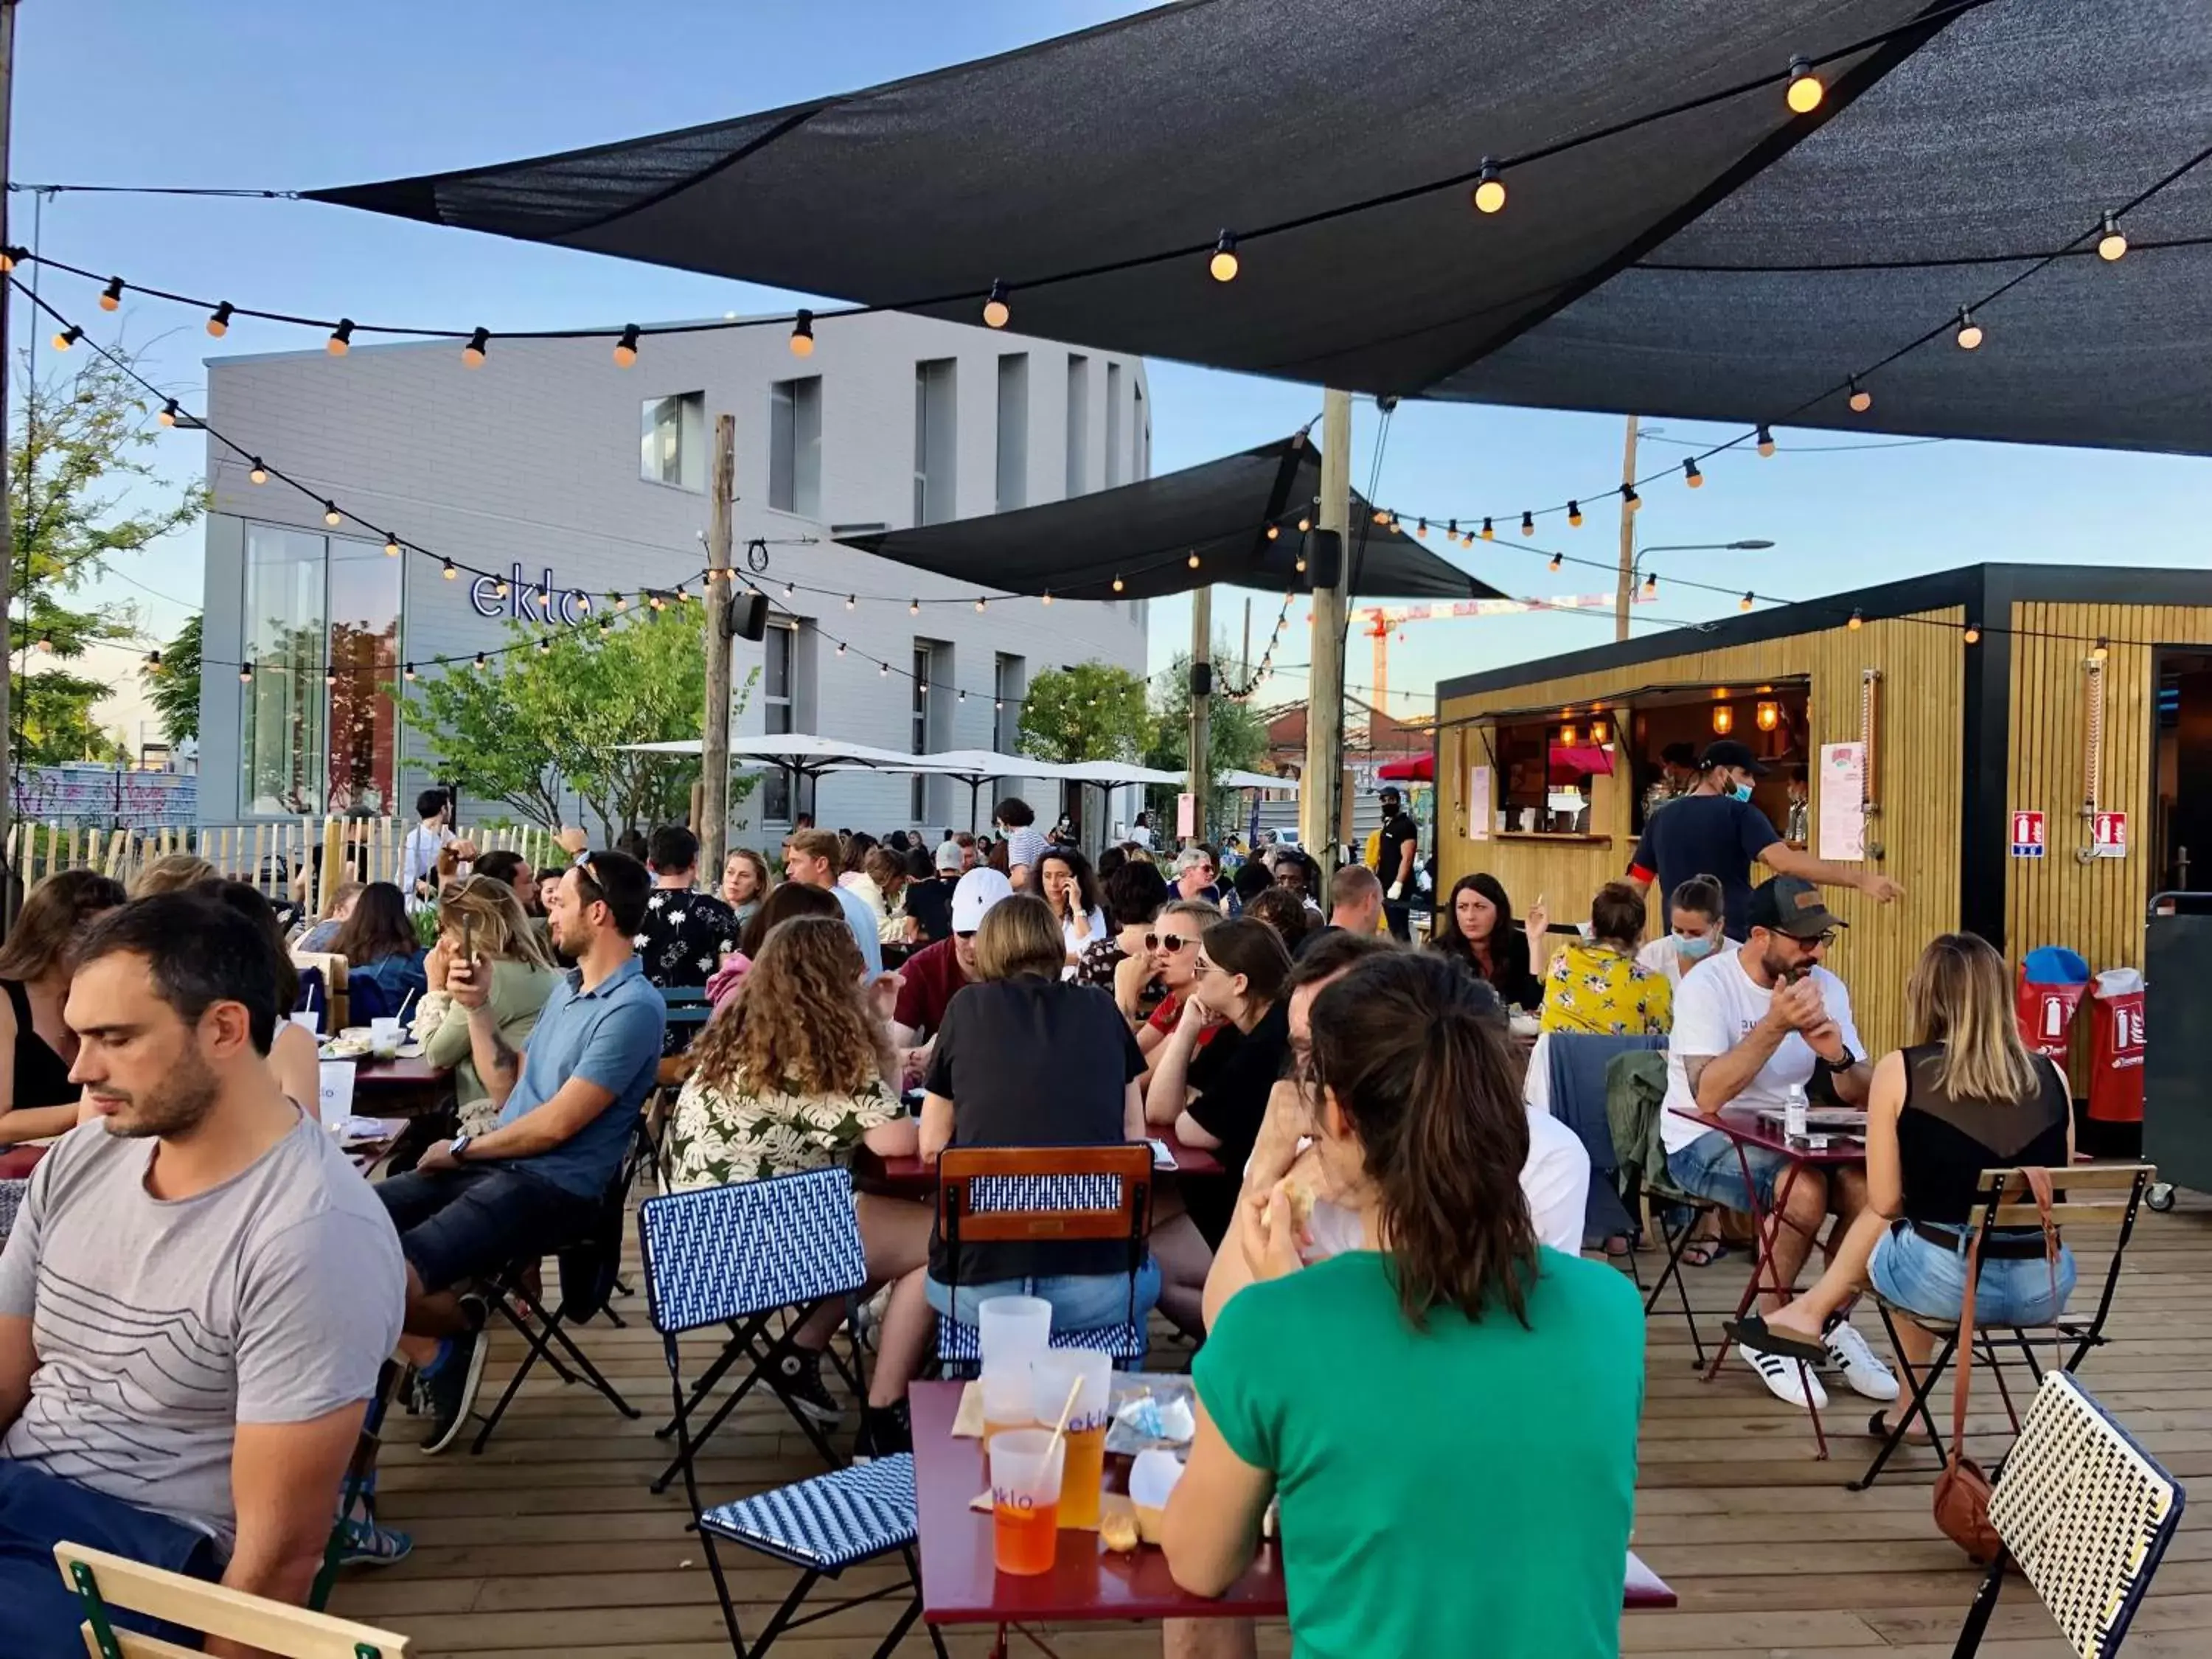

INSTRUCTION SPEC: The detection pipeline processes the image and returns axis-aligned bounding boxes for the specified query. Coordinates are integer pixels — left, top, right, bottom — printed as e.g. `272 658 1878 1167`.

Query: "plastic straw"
1043 1374 1084 1466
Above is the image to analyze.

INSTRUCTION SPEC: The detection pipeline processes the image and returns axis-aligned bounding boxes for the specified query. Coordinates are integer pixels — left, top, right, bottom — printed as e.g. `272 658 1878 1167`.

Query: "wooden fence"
5 817 558 920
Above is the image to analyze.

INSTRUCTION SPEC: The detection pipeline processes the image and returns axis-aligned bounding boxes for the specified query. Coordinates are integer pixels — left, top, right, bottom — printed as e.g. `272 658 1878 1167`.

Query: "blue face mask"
1673 931 1719 961
1728 782 1755 804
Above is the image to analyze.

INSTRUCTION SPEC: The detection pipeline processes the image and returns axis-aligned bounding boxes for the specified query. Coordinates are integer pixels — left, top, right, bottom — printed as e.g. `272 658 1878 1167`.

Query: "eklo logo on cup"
993 1484 1040 1512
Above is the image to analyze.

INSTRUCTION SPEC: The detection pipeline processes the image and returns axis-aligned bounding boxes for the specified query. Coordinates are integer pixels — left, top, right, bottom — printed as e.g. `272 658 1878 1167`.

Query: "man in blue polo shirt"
375 848 665 1452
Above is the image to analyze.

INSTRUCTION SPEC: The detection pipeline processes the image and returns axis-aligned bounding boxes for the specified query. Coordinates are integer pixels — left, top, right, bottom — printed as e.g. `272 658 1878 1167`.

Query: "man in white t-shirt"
1661 876 1896 1410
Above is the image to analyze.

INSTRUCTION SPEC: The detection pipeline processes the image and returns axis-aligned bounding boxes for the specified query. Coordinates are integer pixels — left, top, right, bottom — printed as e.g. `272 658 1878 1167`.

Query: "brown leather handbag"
1933 1167 2059 1562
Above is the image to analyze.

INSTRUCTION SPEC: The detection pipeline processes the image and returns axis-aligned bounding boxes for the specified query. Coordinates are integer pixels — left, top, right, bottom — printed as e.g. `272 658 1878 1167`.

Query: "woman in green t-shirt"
1162 950 1646 1659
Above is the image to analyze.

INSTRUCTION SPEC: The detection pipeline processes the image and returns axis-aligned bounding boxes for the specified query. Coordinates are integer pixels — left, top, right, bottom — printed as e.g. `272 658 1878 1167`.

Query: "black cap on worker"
1700 740 1770 776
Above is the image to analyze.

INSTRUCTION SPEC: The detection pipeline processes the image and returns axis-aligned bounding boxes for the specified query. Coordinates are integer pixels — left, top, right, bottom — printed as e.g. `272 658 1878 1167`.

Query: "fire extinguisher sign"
2011 810 2047 859
2091 810 2128 859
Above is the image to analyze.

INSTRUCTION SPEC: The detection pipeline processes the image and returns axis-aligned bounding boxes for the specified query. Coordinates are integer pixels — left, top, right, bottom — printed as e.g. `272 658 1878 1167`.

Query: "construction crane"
1354 593 1646 708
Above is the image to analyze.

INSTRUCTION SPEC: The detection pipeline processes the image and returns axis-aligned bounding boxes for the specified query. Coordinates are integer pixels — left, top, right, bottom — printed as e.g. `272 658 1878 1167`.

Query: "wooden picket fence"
4 816 557 921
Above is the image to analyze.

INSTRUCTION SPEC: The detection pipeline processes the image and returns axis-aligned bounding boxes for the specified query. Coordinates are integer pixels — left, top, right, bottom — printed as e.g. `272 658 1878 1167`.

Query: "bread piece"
1262 1178 1317 1234
1100 1508 1141 1553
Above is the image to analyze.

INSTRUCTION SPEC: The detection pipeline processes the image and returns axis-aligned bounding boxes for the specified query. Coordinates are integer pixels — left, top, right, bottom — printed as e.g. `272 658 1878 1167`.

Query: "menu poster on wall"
1816 742 1866 862
1467 765 1492 840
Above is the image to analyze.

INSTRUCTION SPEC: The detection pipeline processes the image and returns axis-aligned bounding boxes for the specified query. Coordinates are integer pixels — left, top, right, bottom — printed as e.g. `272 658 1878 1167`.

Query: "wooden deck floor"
336 1199 2212 1658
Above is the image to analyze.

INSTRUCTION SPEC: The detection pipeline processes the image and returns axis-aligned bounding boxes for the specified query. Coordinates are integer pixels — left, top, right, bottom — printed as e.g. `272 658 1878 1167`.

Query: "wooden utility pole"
1613 413 1639 641
0 3 19 882
1186 583 1211 846
1300 389 1352 864
699 413 736 877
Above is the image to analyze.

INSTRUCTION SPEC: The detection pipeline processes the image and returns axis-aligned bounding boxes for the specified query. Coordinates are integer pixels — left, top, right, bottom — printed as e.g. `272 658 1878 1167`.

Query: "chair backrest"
638 1166 866 1335
54 1542 411 1658
658 983 712 1007
1969 1164 2154 1231
1987 1371 2185 1659
936 1144 1154 1249
291 951 349 1032
0 1178 27 1245
1548 1032 1667 1175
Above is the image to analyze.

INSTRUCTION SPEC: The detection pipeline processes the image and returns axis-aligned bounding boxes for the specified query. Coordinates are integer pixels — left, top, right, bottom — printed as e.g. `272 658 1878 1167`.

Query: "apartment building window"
994 653 1024 753
995 353 1029 512
761 622 797 821
912 643 937 819
914 359 958 526
768 376 822 518
1105 361 1124 487
1135 383 1150 480
1065 355 1088 496
639 392 705 490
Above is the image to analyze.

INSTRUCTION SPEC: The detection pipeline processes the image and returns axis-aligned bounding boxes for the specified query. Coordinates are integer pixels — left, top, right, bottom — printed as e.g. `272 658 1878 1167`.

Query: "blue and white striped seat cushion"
964 1172 1127 1214
700 1453 918 1571
938 1319 1147 1363
640 1169 867 1335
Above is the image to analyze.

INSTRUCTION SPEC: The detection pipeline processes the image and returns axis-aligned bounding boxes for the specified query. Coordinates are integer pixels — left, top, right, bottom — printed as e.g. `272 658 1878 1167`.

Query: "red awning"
1376 752 1433 782
1549 744 1615 776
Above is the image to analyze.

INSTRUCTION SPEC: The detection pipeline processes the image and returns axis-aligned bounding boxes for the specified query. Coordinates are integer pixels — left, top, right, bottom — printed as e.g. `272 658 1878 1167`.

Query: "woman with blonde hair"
417 876 560 1135
129 852 216 897
1731 931 2076 1385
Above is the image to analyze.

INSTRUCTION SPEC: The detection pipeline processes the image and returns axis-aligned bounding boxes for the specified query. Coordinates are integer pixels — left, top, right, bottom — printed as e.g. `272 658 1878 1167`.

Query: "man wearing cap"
889 869 1013 1078
1658 874 1899 1412
1371 786 1420 940
904 839 964 944
1627 740 1901 943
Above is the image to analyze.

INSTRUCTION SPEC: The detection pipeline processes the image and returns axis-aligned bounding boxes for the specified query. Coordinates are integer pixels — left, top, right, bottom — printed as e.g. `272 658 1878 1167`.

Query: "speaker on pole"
1302 528 1343 589
727 591 768 641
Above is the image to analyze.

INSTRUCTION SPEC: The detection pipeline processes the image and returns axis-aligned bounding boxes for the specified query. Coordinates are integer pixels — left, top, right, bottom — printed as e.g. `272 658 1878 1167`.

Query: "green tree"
406 603 756 837
1146 646 1270 832
139 612 201 745
10 344 206 772
1015 661 1152 764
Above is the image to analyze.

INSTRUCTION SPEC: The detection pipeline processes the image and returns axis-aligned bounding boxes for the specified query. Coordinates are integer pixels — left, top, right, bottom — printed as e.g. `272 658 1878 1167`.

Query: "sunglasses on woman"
1144 932 1195 953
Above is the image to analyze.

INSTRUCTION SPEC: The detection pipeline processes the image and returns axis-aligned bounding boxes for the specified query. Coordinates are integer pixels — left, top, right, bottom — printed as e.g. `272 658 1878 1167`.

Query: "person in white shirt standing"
1660 875 1898 1411
398 789 454 913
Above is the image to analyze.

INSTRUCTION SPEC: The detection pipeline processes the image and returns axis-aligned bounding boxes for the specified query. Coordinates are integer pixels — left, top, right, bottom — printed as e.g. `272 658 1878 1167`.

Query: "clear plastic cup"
980 1362 1035 1450
1032 1352 1111 1531
288 1010 321 1038
988 1428 1065 1575
976 1295 1051 1368
369 1017 403 1057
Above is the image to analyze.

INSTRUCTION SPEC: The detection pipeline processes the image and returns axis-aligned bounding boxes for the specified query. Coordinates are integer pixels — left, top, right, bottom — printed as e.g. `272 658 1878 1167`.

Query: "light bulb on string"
1621 484 1641 512
836 640 846 655
1296 514 1311 533
1042 591 1054 606
206 302 233 337
1739 591 1755 612
0 247 21 273
1642 571 1658 599
1372 509 1388 526
322 501 342 527
145 650 161 669
614 593 630 611
157 399 178 428
442 557 457 580
1567 501 1582 527
248 459 268 484
462 327 490 368
909 598 920 616
1683 459 1703 488
1786 55 1823 114
1964 622 1982 645
495 580 509 599
538 636 552 654
1294 556 1306 573
1847 375 1871 413
34 633 52 653
1954 307 1983 350
404 663 418 682
239 663 254 683
327 319 355 355
100 276 125 311
323 667 338 688
2097 212 2126 262
51 325 79 352
2092 637 2110 661
1111 577 1124 594
1266 524 1279 540
959 689 967 703
1520 512 1534 536
1187 552 1201 568
880 661 889 677
384 535 401 557
1548 552 1563 573
983 280 1011 329
613 324 641 367
1480 518 1495 540
1472 157 1506 215
790 310 815 356
473 652 489 671
1848 608 1863 631
783 581 795 599
1756 424 1776 457
1209 230 1239 282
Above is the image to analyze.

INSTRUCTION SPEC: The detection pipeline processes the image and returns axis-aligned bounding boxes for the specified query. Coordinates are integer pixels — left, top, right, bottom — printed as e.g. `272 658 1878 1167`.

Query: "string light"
404 663 417 681
1621 484 1641 511
995 698 1004 712
1266 524 1280 540
1739 591 1755 612
238 663 254 683
880 661 889 676
1848 608 1864 630
975 595 990 612
1294 555 1307 573
1954 307 1982 350
1110 577 1125 595
248 459 268 484
206 302 233 337
1683 459 1703 488
442 557 456 580
144 649 161 669
790 310 816 356
473 651 489 670
157 398 178 427
837 641 846 655
34 633 52 653
462 327 490 367
0 247 20 274
2097 212 2127 262
1567 501 1582 527
538 636 552 654
909 598 920 615
1209 230 1239 282
613 324 641 367
99 276 124 311
1372 508 1389 526
384 535 401 557
324 666 338 688
1480 518 1495 540
1187 552 1201 568
495 580 510 598
846 594 856 610
2092 637 2110 661
1415 518 1429 539
1296 514 1311 533
1642 572 1658 598
1472 157 1506 215
51 324 79 351
1964 622 1982 644
322 501 342 526
1520 512 1534 535
1756 424 1776 456
1847 375 1871 413
327 318 355 355
1785 55 1823 114
983 280 1011 329
783 581 796 599
1042 591 1054 606
1548 552 1563 572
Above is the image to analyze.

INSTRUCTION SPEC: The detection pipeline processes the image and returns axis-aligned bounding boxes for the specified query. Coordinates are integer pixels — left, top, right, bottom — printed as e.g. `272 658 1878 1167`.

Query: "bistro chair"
1854 1163 2154 1493
1598 1046 1720 1368
640 1175 947 1659
54 1541 411 1658
1547 1032 1667 1253
1952 1369 2183 1658
933 1144 1154 1374
288 951 349 1032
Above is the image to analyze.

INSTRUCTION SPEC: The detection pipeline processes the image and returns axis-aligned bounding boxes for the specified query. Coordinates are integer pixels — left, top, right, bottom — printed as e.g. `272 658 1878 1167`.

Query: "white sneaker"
1823 1321 1901 1402
1738 1340 1829 1410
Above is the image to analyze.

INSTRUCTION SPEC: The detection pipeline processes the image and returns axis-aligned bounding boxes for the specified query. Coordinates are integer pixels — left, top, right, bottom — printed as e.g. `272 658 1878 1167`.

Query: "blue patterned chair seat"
936 1319 1147 1363
640 1167 867 1334
700 1453 918 1573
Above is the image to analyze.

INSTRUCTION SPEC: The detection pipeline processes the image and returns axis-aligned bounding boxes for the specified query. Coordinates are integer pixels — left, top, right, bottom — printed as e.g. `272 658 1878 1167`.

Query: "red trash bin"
2016 947 2090 1060
2088 966 2146 1130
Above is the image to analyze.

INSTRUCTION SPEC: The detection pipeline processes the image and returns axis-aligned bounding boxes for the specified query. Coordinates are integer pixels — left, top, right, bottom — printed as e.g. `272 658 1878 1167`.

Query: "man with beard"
0 893 404 1658
373 849 665 1453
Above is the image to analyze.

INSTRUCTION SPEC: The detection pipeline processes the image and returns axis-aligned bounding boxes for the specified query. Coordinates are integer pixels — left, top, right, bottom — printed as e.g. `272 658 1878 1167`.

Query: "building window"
914 359 957 526
761 622 796 822
640 392 705 490
995 353 1028 513
1135 383 1150 480
768 376 821 518
1065 355 1088 497
1105 361 1124 488
912 643 936 819
995 653 1024 753
239 525 400 818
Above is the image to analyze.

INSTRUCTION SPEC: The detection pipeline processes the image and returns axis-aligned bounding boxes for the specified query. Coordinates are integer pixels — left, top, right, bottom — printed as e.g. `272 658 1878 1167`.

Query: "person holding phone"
417 878 560 1137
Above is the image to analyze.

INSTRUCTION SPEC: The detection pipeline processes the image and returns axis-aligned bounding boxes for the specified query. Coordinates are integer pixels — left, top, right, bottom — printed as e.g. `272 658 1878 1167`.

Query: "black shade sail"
838 437 1500 602
308 0 2212 456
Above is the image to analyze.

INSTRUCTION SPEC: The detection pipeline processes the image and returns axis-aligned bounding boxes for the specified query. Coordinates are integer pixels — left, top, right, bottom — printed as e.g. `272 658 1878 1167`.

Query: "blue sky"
23 1 2211 723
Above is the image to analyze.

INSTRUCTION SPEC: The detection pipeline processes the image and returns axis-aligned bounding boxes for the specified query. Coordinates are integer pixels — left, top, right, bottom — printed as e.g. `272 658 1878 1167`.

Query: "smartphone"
453 917 476 990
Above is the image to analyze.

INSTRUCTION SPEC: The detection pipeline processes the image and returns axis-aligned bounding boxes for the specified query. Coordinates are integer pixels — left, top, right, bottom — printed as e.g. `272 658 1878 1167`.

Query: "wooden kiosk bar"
1431 563 2212 1061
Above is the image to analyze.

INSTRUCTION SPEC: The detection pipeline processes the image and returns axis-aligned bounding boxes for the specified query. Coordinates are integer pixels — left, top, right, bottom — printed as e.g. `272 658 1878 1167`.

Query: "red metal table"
908 1380 1675 1651
1669 1103 1868 1457
344 1054 451 1119
858 1133 1223 1200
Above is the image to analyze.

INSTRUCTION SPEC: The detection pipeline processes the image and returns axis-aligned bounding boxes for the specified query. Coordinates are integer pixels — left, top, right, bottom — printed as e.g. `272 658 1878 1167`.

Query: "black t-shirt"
925 977 1147 1285
1374 810 1419 891
905 874 956 943
1182 1000 1293 1248
1627 793 1781 942
1292 922 1342 959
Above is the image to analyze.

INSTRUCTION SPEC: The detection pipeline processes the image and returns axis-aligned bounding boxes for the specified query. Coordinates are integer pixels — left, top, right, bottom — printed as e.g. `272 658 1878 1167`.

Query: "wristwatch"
449 1134 474 1164
1818 1047 1857 1074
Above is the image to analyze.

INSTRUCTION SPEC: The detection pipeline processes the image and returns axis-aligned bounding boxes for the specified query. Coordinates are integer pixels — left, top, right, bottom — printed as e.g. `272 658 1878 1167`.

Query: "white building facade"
195 313 1152 841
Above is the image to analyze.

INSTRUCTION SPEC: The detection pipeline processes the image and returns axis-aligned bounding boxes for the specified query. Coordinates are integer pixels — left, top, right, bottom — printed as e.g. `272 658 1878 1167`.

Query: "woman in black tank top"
1730 933 2077 1383
0 870 128 1155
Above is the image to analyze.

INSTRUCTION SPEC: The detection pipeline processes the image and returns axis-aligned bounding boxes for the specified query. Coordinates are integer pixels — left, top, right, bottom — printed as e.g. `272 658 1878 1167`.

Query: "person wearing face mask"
1635 874 1727 987
1626 741 1902 943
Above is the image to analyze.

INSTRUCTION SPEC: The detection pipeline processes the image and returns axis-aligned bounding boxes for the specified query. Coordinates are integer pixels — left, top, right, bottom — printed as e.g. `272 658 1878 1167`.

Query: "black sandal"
1724 1312 1829 1363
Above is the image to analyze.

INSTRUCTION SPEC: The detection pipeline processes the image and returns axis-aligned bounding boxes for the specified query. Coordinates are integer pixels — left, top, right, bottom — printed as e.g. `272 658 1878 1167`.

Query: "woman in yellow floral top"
1535 881 1674 1037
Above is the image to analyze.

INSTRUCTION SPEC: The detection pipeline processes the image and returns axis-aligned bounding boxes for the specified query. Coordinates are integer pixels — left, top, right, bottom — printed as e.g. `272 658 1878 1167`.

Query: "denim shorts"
1665 1129 1798 1213
1869 1220 2077 1326
0 1461 219 1659
925 1257 1163 1330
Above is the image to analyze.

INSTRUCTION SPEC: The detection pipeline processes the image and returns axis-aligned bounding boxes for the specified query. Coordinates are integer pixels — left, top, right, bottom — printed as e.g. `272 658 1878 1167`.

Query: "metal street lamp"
1618 540 1775 628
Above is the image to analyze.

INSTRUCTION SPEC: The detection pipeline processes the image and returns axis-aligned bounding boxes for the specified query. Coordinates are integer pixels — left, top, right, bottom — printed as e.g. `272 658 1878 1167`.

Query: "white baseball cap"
950 867 1014 933
933 838 964 873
